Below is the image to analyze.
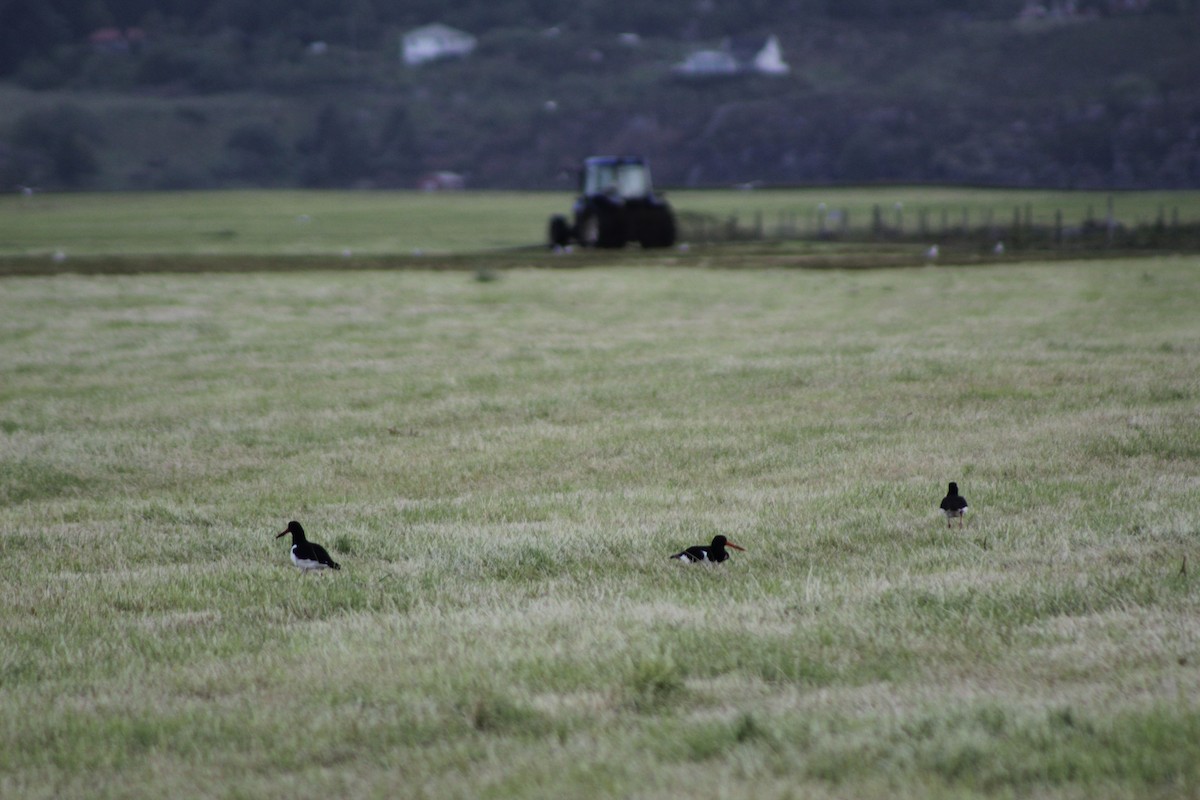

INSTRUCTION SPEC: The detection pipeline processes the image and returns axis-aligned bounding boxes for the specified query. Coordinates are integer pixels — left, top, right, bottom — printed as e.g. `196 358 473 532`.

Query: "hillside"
2 3 1198 191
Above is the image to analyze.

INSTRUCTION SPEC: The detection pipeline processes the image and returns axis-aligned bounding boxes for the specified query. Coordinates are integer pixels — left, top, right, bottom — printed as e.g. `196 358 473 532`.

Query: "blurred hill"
1 0 1198 191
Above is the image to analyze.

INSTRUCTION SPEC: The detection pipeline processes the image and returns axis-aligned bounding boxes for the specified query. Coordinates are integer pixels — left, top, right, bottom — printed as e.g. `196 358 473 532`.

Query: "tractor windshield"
584 161 651 199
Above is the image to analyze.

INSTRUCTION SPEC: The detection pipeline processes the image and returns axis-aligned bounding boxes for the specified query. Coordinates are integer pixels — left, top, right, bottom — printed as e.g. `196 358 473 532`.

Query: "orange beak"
726 541 746 551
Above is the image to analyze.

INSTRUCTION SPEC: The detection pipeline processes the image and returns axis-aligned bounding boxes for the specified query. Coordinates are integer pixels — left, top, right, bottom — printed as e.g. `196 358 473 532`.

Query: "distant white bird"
926 244 939 260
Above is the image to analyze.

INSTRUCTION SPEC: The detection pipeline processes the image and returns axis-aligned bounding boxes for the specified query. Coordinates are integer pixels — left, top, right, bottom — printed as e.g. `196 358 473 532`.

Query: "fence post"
1106 195 1115 247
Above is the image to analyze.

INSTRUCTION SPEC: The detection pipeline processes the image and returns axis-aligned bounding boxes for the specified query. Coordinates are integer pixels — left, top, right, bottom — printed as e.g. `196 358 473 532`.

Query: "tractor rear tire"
579 206 627 249
548 215 571 248
639 206 677 249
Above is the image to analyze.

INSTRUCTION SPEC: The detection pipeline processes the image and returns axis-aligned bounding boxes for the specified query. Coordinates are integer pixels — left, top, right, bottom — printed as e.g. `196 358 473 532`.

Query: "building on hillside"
750 35 790 75
401 24 477 66
672 49 741 78
417 171 466 191
672 34 789 79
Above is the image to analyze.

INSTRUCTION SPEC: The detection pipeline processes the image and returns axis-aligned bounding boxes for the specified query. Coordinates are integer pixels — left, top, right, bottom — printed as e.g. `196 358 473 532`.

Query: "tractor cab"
582 157 652 200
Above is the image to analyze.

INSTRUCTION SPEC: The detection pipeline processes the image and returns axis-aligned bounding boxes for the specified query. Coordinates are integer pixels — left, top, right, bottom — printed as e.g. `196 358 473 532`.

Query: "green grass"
3 188 1200 261
0 190 564 257
1 257 1199 798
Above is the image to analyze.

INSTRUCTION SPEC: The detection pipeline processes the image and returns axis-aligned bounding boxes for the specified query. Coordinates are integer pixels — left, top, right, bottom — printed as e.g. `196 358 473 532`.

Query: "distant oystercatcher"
939 482 969 528
276 520 341 573
670 535 746 563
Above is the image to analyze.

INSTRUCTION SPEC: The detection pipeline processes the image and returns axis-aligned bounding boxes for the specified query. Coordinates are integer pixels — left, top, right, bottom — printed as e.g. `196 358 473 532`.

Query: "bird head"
712 535 746 552
276 520 304 539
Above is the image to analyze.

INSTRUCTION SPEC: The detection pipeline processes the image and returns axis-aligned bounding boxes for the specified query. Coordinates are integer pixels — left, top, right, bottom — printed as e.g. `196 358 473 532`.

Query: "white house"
417 171 466 191
671 49 740 78
402 24 477 66
673 35 789 79
752 35 790 76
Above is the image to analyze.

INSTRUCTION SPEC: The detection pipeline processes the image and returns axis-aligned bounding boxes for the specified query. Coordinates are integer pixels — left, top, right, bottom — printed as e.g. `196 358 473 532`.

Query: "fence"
675 197 1200 251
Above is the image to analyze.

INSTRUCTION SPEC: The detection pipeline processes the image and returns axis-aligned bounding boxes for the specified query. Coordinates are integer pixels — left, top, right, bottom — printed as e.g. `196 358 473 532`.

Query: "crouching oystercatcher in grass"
670 535 746 563
276 520 341 573
939 482 969 528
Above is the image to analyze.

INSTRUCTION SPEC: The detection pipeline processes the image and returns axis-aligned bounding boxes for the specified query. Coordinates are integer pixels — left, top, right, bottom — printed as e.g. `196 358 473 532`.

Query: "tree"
373 105 420 186
296 103 372 187
9 104 103 187
0 1 71 76
81 0 116 31
220 123 289 183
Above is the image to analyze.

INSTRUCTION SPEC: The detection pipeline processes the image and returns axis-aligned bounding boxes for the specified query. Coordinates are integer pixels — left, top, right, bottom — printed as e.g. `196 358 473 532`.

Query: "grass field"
2 250 1198 798
0 191 564 257
4 188 1200 261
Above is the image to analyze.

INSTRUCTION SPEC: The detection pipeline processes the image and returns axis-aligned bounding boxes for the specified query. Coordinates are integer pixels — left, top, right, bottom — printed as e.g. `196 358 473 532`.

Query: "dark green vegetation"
2 1 1198 191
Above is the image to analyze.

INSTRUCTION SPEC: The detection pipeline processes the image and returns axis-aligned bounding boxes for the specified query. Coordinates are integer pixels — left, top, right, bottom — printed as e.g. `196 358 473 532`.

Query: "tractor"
548 156 676 249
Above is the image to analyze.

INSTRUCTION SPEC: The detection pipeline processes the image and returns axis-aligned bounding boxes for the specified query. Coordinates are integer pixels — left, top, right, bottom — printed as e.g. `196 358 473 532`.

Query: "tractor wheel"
577 212 600 247
579 206 627 249
597 205 628 248
548 215 571 248
639 205 677 249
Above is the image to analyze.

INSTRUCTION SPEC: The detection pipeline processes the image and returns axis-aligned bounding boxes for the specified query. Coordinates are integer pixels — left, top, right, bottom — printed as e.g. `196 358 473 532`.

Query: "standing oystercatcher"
276 521 341 573
939 482 969 528
670 535 746 563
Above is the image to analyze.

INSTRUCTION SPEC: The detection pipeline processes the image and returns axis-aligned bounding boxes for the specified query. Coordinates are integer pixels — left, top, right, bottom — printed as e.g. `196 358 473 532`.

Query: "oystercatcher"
939 482 969 528
670 535 745 563
276 520 341 573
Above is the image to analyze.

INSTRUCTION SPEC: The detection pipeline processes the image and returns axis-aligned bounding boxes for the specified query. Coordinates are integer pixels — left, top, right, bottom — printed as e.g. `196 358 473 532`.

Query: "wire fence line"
676 198 1200 251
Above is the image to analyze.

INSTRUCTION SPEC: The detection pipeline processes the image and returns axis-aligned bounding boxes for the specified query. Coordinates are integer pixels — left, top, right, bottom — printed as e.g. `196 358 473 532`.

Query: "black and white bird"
939 482 969 528
275 520 341 573
670 535 746 563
